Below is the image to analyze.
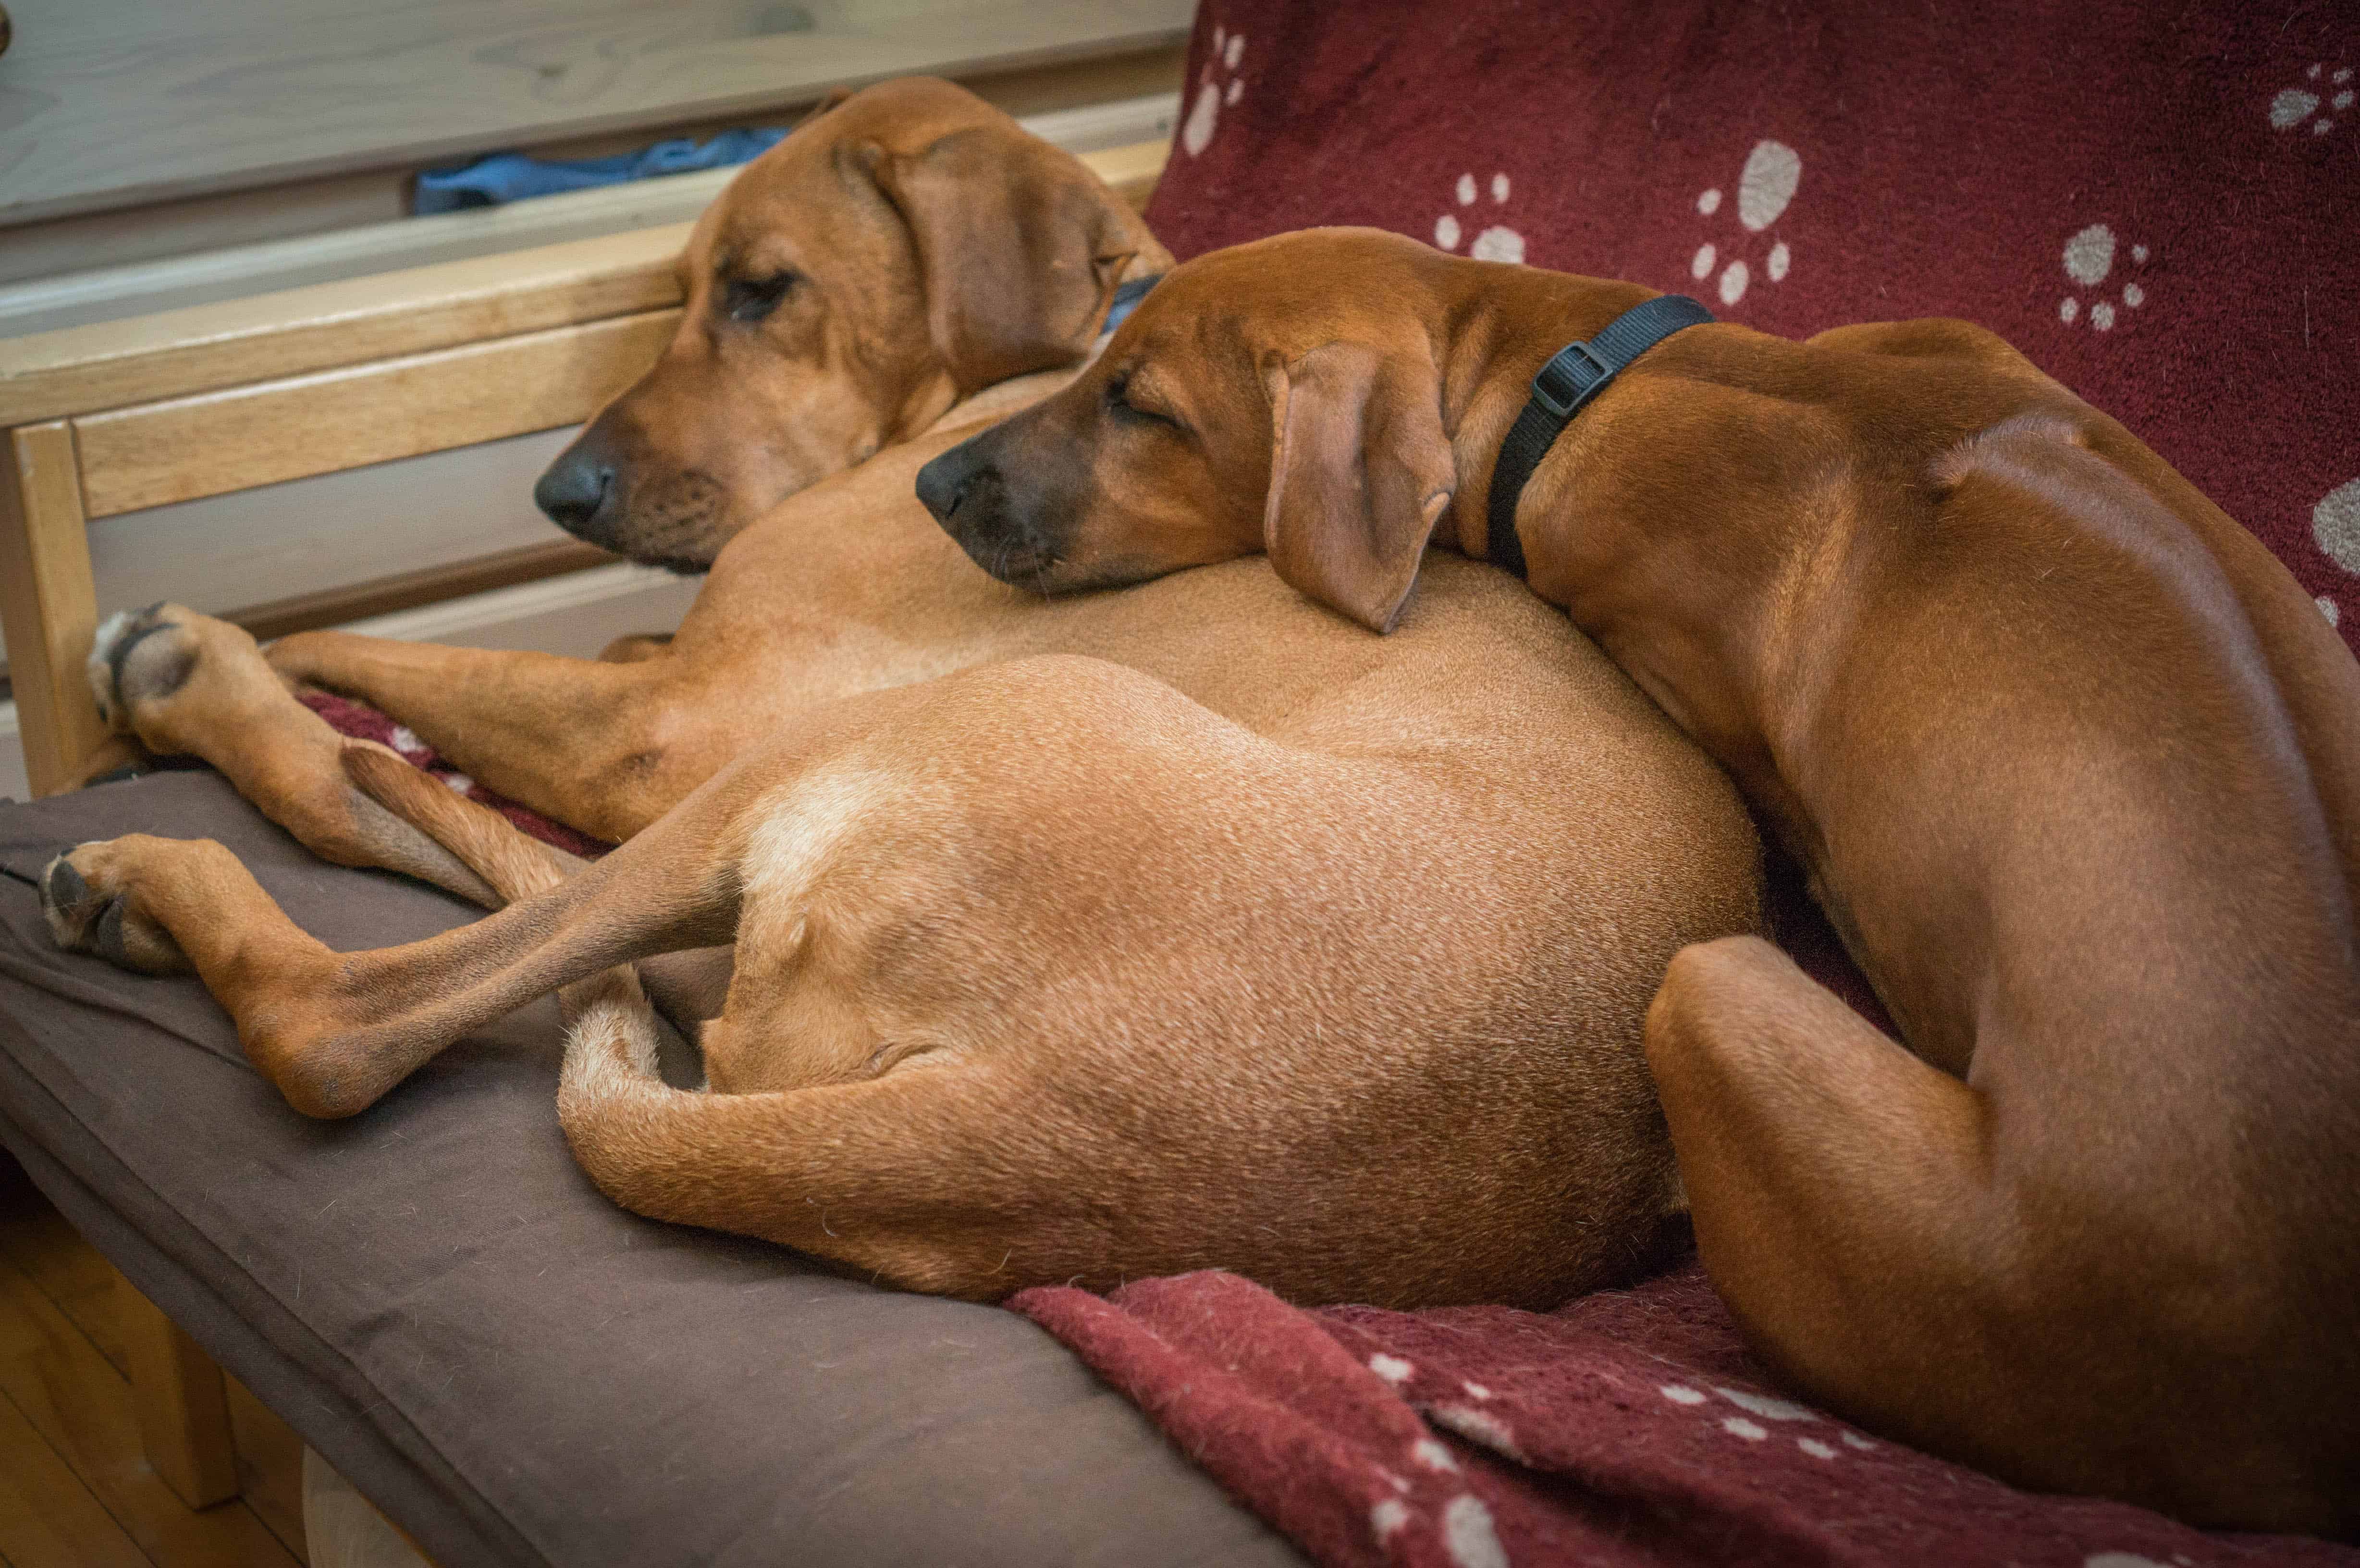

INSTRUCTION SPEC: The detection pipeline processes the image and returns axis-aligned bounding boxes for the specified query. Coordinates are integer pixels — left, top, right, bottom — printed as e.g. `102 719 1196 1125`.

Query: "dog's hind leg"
1643 935 2343 1533
341 743 733 1033
85 605 505 903
551 964 1047 1299
38 759 754 1118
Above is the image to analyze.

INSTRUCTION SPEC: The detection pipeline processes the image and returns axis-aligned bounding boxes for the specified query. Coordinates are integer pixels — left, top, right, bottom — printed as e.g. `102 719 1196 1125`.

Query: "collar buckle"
1530 340 1612 419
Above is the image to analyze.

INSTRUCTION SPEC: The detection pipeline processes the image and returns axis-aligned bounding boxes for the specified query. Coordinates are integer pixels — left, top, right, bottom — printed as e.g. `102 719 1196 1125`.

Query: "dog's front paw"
39 840 190 974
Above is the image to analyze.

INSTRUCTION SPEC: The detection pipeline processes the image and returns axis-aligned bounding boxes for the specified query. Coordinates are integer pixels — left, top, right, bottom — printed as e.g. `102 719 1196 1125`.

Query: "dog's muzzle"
916 435 1063 583
535 441 619 546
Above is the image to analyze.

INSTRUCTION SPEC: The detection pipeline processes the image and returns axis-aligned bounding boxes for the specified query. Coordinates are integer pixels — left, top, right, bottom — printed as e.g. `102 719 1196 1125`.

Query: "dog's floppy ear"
1259 342 1458 634
869 126 1151 392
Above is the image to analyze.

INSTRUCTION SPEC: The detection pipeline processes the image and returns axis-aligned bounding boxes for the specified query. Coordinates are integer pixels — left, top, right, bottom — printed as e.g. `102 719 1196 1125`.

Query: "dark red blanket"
1017 1267 2353 1568
295 4 2356 1556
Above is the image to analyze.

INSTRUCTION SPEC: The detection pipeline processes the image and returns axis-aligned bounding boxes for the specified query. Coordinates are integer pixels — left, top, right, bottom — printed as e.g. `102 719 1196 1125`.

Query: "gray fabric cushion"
0 770 1300 1568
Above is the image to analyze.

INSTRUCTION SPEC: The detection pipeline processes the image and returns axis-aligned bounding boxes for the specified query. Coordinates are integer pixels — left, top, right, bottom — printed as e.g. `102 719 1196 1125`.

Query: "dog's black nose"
915 439 985 526
534 447 614 533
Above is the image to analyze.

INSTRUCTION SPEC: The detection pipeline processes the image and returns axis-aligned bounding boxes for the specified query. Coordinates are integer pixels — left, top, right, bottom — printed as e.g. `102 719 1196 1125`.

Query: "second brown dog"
920 227 2360 1535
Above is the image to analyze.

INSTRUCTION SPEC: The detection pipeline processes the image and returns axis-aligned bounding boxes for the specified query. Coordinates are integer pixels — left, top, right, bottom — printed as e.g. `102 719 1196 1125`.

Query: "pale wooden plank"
0 226 687 429
0 137 1168 430
0 423 109 796
225 1379 308 1566
116 1280 240 1512
0 1389 150 1568
1089 137 1171 210
0 0 1190 225
0 1252 298 1567
76 310 680 517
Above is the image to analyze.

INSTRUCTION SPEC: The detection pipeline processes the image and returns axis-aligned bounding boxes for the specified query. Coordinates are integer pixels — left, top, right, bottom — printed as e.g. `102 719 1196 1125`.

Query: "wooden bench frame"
0 133 1168 1513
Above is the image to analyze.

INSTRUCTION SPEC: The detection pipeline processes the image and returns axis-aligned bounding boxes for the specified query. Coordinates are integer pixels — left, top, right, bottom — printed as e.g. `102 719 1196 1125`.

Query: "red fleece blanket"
299 2 2357 1557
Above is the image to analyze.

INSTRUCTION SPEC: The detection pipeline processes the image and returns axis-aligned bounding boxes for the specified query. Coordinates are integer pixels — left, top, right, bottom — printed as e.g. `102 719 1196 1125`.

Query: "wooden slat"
0 137 1168 429
0 1253 298 1567
117 1280 241 1511
0 225 688 429
1088 136 1170 209
76 309 680 517
231 539 618 646
1 0 1190 226
0 422 109 796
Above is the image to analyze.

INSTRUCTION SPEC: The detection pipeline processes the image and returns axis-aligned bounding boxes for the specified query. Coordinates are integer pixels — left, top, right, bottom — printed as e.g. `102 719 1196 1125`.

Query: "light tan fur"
45 96 1761 1311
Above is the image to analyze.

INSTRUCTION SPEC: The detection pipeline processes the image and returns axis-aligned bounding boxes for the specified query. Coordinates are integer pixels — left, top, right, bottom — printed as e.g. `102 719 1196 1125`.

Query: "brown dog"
41 110 1763 1308
917 227 2360 1534
78 76 1173 875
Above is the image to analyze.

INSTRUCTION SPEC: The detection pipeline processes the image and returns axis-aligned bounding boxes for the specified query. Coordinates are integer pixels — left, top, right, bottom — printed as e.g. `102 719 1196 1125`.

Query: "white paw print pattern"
1657 1381 1873 1460
1180 25 1246 157
1355 1351 1513 1568
2057 224 2151 331
1433 172 1525 264
2312 477 2360 628
2271 62 2354 137
1690 140 1800 307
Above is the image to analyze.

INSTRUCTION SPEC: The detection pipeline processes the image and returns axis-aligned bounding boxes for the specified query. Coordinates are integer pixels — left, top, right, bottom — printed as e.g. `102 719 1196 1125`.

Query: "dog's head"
914 229 1472 632
536 76 1168 571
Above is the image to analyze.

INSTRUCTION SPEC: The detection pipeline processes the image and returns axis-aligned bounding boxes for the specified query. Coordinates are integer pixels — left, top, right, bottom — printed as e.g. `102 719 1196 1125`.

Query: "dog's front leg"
262 628 714 841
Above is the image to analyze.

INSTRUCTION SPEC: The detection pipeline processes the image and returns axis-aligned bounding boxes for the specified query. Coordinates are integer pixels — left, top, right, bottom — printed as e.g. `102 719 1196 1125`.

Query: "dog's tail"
340 741 582 906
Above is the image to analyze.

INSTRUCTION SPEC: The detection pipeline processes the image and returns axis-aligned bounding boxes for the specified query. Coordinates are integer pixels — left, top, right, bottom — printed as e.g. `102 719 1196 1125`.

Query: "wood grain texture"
0 1263 297 1567
231 539 618 646
75 309 681 517
117 1281 240 1512
0 226 687 429
0 137 1167 428
0 0 1190 224
0 1389 150 1568
0 1180 127 1380
0 422 108 796
0 1161 306 1568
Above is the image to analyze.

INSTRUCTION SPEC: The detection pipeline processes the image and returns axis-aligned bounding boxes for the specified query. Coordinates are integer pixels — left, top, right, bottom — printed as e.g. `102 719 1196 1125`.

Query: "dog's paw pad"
38 846 186 973
86 602 199 731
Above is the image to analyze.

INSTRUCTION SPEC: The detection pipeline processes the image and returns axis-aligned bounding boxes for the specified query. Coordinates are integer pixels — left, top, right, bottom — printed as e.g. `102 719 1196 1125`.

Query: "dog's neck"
1433 269 1669 568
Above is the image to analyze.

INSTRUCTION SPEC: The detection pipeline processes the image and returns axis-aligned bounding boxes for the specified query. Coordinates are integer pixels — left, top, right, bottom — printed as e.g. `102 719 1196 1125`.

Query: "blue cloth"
414 127 789 213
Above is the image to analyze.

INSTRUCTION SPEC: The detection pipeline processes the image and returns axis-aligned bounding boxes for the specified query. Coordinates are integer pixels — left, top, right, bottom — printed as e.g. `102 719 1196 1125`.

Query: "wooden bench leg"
0 420 113 797
115 1273 241 1508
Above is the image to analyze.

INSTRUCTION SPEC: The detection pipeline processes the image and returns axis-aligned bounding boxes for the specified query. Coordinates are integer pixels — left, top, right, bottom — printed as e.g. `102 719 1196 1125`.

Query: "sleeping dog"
913 227 2360 1535
41 116 1761 1312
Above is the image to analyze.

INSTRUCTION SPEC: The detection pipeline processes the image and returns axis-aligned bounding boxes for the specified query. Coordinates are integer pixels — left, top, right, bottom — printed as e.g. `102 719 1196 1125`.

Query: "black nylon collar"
1484 294 1714 579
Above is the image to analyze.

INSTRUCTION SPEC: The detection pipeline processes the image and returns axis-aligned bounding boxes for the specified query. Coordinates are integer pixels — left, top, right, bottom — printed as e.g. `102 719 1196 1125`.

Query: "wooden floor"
0 1152 307 1568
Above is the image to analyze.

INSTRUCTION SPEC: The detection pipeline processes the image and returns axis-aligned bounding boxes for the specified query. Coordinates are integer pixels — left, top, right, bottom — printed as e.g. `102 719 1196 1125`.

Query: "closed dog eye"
722 271 800 324
1104 371 1182 431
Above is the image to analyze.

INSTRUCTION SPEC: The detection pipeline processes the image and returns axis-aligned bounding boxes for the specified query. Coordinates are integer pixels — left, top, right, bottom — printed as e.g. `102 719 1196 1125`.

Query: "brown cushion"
0 771 1300 1568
